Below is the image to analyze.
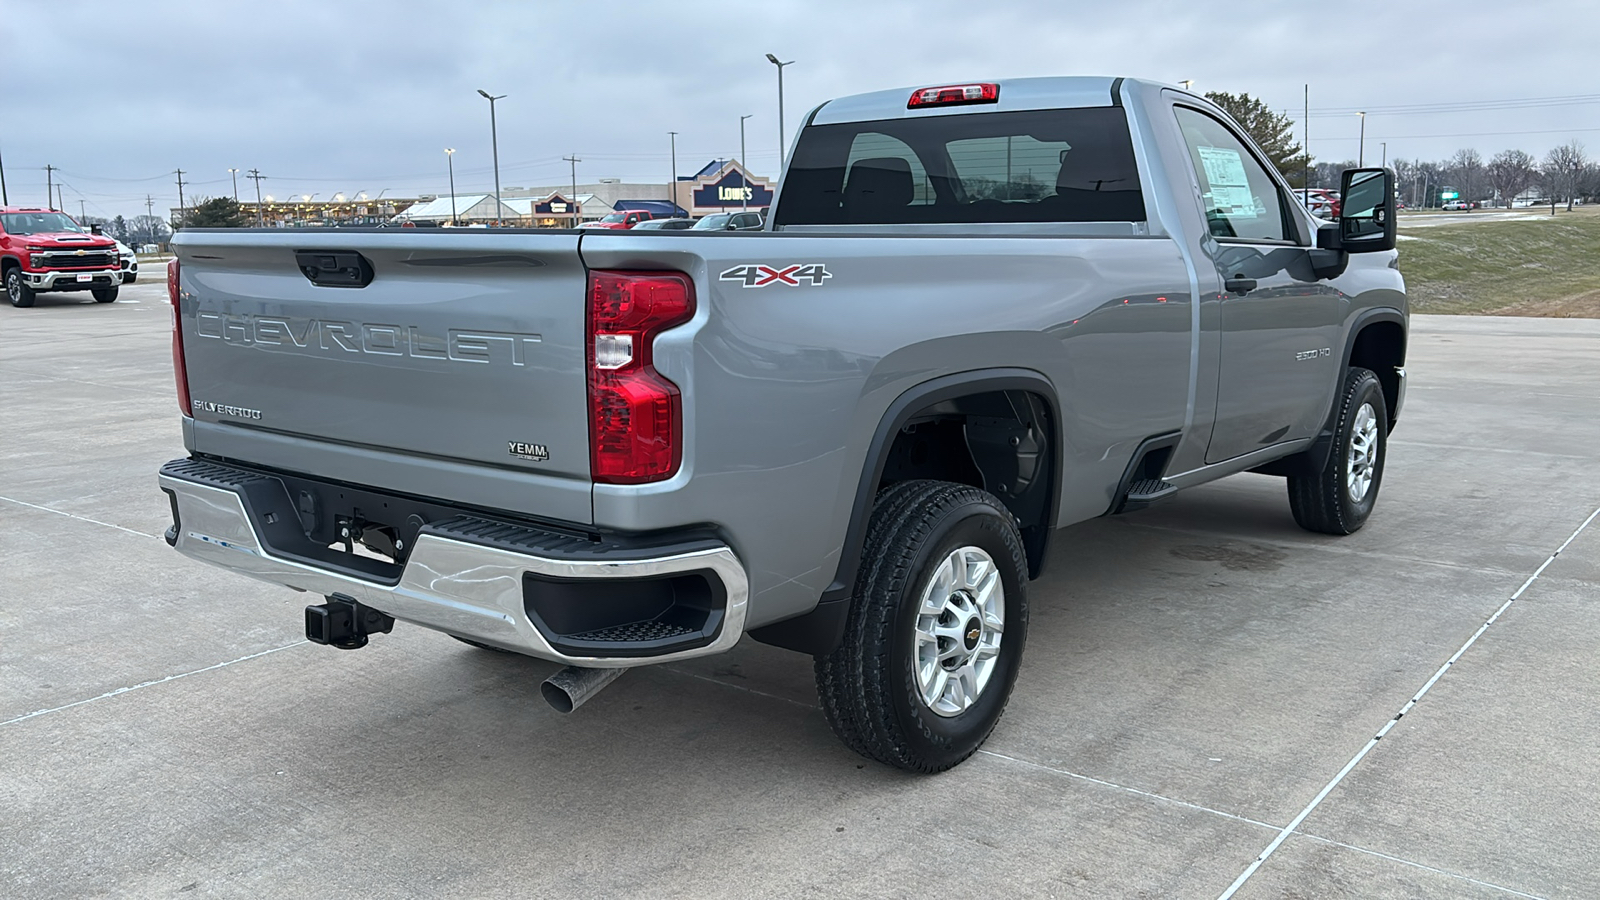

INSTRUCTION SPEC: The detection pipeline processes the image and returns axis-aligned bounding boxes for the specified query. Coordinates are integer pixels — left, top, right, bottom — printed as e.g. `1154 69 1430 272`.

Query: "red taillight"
586 270 694 484
168 258 191 417
907 82 999 109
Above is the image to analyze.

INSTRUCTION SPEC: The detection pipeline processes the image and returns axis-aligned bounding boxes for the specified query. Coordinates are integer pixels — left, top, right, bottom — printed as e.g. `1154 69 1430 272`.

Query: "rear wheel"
6 268 36 308
92 287 119 303
814 480 1029 773
1288 366 1388 535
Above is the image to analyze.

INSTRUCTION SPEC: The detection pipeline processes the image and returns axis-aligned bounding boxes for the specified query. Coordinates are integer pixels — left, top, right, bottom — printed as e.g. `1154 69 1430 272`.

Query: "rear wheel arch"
748 369 1061 656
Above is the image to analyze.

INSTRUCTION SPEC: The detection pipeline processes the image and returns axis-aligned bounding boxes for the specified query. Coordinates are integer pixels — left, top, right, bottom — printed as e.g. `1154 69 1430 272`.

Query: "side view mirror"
725 223 738 230
1319 167 1396 253
90 224 103 235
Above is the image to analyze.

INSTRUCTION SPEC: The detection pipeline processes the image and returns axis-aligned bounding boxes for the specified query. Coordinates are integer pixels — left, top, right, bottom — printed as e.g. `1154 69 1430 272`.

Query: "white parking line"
1215 504 1600 899
0 494 163 540
0 641 308 728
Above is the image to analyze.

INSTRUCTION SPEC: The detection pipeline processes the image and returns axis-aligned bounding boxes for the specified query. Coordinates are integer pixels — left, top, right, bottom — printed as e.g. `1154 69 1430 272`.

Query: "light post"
228 168 240 202
477 89 506 225
445 148 458 225
765 54 794 168
1357 111 1366 167
1179 79 1194 91
1381 142 1386 169
669 131 679 217
739 114 752 212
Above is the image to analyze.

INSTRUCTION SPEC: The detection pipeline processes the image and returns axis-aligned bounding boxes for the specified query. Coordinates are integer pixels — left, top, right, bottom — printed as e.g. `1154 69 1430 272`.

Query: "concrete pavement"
2 284 1597 898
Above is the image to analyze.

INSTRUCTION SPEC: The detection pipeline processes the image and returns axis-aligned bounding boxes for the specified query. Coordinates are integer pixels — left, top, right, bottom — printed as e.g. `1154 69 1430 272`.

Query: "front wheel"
92 287 119 303
6 268 36 308
1288 366 1389 535
814 480 1029 773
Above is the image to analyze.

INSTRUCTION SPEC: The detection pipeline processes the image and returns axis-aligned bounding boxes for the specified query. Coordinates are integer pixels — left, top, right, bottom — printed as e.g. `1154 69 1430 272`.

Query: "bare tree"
1488 149 1537 208
1543 142 1588 211
1448 148 1484 205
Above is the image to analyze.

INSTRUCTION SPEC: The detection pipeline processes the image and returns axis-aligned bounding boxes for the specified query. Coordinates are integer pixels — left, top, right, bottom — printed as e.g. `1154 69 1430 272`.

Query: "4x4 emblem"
719 263 831 288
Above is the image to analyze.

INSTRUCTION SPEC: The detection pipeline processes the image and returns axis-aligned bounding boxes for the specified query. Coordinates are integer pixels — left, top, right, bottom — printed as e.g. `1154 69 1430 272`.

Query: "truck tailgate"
173 230 593 524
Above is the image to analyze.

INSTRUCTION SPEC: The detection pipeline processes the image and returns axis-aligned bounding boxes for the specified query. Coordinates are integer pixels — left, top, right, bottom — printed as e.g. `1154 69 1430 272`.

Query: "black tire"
1288 366 1389 535
122 274 137 284
815 480 1029 773
92 287 119 303
6 268 36 308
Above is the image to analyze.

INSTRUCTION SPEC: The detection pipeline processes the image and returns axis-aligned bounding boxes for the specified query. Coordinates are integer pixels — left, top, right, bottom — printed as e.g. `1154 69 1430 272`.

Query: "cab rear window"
775 107 1145 225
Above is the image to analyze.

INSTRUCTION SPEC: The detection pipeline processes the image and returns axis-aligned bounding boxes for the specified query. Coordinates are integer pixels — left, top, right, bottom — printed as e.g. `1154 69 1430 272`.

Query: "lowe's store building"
395 160 774 227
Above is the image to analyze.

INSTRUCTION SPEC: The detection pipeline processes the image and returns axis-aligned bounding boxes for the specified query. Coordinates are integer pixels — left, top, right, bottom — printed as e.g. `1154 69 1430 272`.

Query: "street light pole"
765 54 794 168
669 131 679 217
739 114 752 212
1357 111 1366 167
1381 142 1387 169
477 89 507 225
228 168 240 202
445 149 457 225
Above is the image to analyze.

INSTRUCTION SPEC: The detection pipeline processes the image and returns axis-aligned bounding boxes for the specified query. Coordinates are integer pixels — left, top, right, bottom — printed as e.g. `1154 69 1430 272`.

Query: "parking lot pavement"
2 290 1597 898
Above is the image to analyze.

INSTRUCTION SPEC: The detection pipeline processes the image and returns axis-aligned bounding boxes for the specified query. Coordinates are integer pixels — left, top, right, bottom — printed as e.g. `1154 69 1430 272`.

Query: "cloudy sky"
3 0 1595 220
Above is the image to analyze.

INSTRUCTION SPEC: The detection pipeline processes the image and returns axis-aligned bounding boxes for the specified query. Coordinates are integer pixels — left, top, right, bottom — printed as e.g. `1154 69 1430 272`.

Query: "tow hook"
305 593 394 650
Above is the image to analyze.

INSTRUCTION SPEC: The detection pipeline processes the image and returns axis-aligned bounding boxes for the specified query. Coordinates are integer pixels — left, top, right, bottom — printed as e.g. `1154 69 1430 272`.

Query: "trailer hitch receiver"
305 593 394 649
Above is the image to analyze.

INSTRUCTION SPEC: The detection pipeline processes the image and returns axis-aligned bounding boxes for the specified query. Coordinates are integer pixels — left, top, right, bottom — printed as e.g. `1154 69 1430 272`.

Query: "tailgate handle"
295 250 374 288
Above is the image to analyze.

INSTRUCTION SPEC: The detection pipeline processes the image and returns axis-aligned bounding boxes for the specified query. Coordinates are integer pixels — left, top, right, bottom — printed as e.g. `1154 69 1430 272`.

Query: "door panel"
1170 106 1342 463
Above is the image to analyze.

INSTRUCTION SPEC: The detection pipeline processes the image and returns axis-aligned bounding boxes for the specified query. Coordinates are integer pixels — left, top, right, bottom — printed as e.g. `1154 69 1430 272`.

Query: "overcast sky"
4 0 1596 220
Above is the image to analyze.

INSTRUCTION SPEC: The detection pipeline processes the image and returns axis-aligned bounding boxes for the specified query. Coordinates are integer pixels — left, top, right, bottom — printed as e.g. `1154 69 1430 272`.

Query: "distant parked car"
580 210 657 230
115 240 138 284
1294 189 1341 219
1442 199 1470 211
691 211 764 231
632 217 696 231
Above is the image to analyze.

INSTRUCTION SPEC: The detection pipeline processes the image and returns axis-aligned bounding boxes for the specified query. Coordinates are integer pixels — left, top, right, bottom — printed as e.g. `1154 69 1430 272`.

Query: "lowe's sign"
694 170 773 209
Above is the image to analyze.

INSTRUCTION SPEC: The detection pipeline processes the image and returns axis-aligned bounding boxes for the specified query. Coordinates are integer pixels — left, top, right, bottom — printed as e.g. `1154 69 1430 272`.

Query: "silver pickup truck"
159 77 1406 773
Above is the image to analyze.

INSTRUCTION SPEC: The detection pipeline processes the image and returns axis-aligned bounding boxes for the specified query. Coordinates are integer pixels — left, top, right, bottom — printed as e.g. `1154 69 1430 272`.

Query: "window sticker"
1196 145 1258 218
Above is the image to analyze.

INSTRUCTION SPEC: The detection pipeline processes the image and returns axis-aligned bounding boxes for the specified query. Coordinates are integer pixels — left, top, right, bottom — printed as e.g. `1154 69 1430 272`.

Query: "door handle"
1224 275 1257 295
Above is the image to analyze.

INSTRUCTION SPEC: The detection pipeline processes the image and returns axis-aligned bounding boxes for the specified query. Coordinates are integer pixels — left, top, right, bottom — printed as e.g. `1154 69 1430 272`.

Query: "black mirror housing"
1334 167 1397 253
90 224 103 235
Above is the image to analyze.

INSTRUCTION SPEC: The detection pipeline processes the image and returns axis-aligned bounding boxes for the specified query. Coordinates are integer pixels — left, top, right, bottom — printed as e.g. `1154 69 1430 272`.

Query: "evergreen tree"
1204 91 1311 187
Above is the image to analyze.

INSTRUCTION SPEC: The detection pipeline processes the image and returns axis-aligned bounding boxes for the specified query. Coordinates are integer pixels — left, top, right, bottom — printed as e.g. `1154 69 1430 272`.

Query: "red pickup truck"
578 209 659 230
2 208 124 307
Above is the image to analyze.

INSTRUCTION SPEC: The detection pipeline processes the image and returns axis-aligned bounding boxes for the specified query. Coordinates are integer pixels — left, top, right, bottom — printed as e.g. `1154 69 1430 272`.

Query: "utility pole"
145 195 155 218
228 168 240 201
669 131 679 217
1381 142 1387 169
0 141 8 204
45 164 57 209
445 149 457 225
1356 112 1366 168
79 199 87 223
739 114 752 212
247 169 266 225
56 184 64 213
477 89 506 225
174 169 187 227
1303 84 1309 190
563 155 581 227
766 54 794 169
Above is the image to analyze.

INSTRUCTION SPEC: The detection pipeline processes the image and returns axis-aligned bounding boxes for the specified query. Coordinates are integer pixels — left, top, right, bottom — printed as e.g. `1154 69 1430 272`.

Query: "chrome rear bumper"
158 468 748 668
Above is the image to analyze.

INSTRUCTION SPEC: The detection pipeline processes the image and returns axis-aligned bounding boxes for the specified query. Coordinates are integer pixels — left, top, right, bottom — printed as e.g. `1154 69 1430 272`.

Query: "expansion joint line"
1215 504 1600 900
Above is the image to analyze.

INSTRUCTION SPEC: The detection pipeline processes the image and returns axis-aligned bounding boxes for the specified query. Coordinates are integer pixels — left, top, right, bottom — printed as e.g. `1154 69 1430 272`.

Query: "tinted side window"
777 107 1145 225
1174 107 1289 241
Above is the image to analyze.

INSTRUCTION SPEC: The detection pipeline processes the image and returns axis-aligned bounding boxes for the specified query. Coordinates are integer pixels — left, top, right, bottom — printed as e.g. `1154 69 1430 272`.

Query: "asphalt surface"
3 281 1598 899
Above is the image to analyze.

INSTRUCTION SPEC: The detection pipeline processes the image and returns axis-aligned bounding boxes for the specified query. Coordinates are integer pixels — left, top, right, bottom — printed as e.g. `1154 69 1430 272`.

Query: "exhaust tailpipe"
541 665 626 714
